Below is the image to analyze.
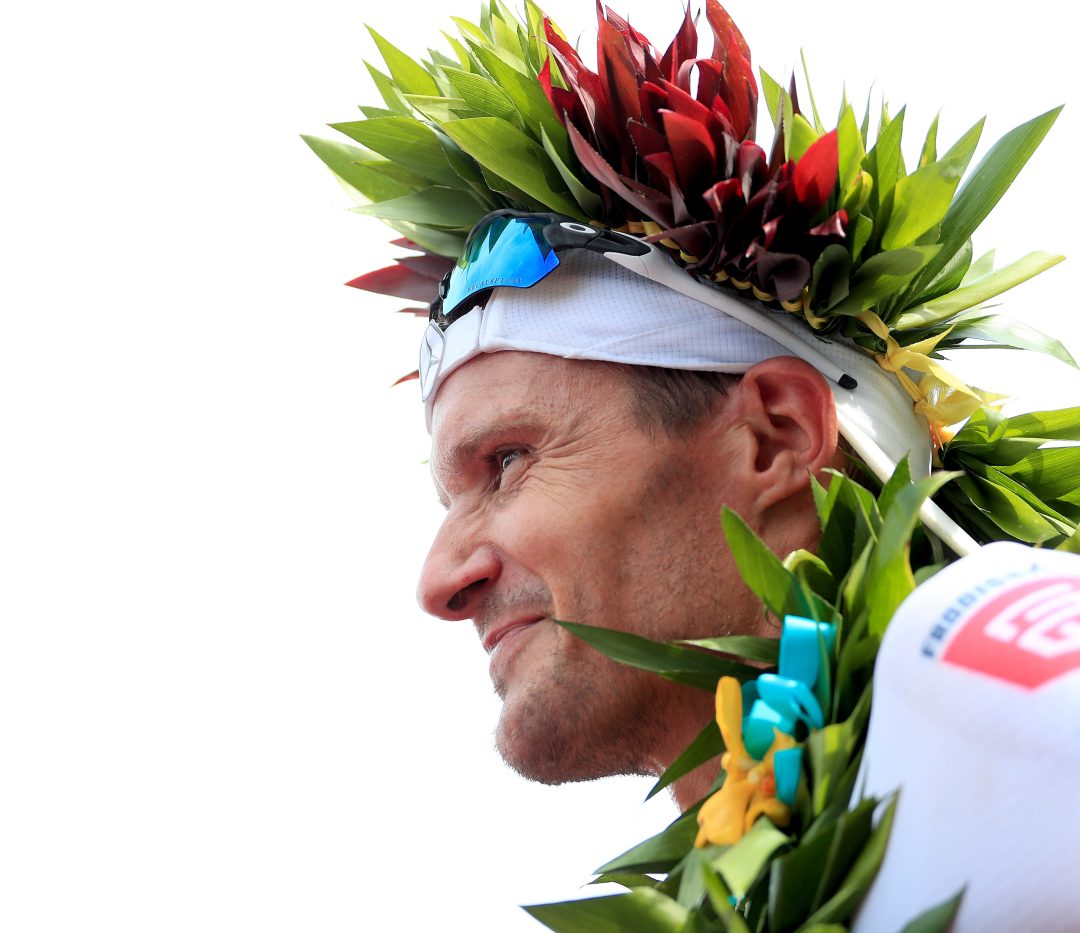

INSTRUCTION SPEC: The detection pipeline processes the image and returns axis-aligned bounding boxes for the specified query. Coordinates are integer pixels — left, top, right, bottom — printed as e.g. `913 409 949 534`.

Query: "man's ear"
728 356 840 511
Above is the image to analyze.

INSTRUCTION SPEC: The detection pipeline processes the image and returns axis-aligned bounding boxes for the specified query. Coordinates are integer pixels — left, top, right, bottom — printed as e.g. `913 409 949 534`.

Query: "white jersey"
855 542 1080 930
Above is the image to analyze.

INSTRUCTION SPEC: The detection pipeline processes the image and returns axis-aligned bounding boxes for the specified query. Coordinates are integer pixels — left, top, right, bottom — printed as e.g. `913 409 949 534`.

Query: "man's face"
418 351 754 783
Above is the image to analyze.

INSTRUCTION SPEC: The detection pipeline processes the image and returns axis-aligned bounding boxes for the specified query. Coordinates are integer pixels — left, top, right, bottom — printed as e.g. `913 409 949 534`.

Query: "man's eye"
498 449 524 473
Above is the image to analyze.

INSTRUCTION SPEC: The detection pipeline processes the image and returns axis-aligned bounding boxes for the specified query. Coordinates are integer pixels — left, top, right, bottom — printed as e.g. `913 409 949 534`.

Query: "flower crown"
305 0 1078 542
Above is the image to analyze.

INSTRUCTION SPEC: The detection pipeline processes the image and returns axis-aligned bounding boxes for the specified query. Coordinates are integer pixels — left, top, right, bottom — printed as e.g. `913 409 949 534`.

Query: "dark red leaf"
809 210 847 239
747 245 811 302
660 109 718 195
389 237 420 250
705 0 757 139
566 120 673 225
792 129 838 215
659 5 698 82
347 265 439 303
397 254 454 280
736 140 768 199
627 119 669 159
598 14 643 128
392 370 420 387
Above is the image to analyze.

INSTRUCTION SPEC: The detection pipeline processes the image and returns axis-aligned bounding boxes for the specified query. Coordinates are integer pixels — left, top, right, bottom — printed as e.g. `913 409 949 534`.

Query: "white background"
2 1 1078 930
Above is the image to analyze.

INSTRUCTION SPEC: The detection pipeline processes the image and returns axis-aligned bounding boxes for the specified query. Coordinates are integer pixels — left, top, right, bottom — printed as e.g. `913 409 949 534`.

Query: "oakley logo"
941 576 1080 689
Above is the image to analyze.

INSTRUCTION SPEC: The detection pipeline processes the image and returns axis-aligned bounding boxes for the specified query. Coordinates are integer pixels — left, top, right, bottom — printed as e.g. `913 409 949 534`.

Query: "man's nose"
416 518 501 621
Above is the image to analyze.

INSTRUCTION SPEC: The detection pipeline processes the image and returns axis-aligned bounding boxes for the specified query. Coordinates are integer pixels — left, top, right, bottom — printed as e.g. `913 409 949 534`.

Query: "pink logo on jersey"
941 575 1080 688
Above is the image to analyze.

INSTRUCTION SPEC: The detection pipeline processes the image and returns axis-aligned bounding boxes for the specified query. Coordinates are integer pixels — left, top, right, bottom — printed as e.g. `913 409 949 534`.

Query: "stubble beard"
492 626 667 785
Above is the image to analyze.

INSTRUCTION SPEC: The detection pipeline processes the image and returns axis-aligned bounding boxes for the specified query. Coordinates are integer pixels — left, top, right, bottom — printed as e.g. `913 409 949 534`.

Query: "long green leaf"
713 818 791 902
914 106 1063 293
367 27 440 97
678 635 779 665
441 117 582 216
596 810 701 875
939 310 1077 366
332 117 462 187
899 889 966 933
443 65 518 119
557 620 759 690
800 797 897 927
363 61 410 113
829 246 937 316
646 719 723 800
895 251 1065 330
722 509 828 620
351 186 485 226
866 472 958 636
541 126 604 217
302 136 417 202
879 157 965 251
467 41 567 154
525 889 689 933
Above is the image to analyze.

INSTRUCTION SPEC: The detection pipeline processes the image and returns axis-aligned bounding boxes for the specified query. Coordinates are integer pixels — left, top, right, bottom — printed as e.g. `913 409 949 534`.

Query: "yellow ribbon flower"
856 310 1004 448
695 677 796 848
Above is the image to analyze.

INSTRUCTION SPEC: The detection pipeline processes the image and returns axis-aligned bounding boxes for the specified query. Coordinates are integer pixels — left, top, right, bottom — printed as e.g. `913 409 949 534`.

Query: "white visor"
420 250 977 555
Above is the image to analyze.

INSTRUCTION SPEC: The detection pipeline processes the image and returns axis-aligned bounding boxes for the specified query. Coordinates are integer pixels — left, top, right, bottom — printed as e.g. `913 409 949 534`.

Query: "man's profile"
309 1 1080 927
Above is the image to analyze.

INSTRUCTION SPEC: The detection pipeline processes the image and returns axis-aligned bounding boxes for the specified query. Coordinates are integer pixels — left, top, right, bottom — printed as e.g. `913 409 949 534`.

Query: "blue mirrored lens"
442 215 561 319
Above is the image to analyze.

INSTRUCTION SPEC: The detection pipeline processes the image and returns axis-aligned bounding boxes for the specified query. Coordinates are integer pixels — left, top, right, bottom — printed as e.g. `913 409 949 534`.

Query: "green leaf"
866 472 958 636
800 797 897 927
441 117 582 216
376 218 465 257
646 719 723 800
830 246 937 316
678 635 780 665
899 888 966 933
862 106 906 216
759 68 784 129
722 509 830 621
903 238 973 309
525 889 689 933
467 41 567 154
836 104 865 194
998 446 1080 502
366 26 440 97
442 65 518 119
713 818 791 901
895 251 1066 330
789 112 820 162
808 798 876 913
363 61 411 113
556 620 759 691
541 126 604 217
350 186 485 226
914 107 1062 294
400 93 468 122
939 309 1076 366
596 810 701 875
676 847 711 910
331 117 462 187
879 156 965 251
302 136 418 202
918 112 940 167
1057 524 1080 554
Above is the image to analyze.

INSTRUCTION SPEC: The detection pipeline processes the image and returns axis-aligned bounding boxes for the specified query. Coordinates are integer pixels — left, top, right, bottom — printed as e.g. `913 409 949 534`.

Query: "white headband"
420 251 978 554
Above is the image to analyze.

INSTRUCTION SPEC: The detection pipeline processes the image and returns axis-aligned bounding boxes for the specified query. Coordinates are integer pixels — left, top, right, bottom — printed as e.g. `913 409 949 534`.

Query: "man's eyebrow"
433 412 546 505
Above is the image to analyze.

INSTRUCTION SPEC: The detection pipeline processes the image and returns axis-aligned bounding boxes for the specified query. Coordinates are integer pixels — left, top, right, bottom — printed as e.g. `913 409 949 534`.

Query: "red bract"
542 1 846 303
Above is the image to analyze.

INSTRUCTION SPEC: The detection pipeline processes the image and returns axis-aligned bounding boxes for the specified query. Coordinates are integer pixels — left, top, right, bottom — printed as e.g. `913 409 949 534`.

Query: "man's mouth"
483 616 545 654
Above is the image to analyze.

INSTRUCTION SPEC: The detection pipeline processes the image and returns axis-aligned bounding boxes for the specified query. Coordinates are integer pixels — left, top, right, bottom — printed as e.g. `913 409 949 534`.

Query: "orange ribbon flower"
695 677 796 847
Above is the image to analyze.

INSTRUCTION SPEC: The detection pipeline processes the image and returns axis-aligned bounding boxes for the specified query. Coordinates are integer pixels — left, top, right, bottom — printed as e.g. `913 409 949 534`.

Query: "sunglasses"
420 210 856 401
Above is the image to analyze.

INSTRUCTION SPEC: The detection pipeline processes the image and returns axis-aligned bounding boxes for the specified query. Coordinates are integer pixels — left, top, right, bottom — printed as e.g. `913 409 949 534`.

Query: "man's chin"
493 694 647 785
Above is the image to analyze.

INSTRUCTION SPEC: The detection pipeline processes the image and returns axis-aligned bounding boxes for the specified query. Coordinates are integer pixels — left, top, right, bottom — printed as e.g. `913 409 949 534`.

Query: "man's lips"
482 616 545 654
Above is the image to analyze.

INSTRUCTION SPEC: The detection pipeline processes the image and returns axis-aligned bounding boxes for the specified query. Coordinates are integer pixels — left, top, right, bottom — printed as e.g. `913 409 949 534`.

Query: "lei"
307 1 1080 927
